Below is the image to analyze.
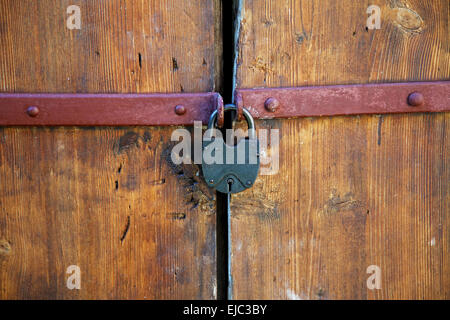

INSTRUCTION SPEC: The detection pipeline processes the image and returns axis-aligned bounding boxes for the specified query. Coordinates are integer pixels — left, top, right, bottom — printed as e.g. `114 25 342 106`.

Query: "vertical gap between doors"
216 0 242 301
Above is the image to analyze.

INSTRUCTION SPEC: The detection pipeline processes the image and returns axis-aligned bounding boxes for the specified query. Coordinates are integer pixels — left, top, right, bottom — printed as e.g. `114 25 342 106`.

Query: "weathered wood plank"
231 0 450 299
0 0 222 93
231 114 449 299
236 0 449 88
0 127 216 299
0 0 221 299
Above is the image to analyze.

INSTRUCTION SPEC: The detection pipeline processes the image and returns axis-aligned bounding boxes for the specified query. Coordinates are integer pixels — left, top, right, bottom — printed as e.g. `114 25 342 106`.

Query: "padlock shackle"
207 105 256 139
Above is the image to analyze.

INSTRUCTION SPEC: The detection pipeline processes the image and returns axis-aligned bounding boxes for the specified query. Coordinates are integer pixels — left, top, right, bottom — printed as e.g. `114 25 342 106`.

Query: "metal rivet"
209 179 214 184
174 105 186 115
407 92 424 107
264 97 279 112
246 180 252 186
26 106 39 117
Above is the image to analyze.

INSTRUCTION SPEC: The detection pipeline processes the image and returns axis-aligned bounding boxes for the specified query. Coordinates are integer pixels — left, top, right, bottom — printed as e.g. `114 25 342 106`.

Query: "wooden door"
1 0 448 301
0 0 221 299
230 0 449 299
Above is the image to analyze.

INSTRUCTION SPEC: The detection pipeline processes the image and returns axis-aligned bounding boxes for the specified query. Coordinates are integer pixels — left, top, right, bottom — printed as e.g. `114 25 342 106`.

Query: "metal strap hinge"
0 81 448 126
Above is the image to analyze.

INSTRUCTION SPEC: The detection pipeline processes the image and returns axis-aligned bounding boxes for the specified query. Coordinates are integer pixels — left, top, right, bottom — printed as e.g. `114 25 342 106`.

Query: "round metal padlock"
202 105 260 194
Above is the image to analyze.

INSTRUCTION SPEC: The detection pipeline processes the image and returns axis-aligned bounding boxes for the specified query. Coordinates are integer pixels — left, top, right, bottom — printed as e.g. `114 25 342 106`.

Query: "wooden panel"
236 0 449 88
0 0 221 93
0 127 216 299
231 0 450 299
0 0 221 299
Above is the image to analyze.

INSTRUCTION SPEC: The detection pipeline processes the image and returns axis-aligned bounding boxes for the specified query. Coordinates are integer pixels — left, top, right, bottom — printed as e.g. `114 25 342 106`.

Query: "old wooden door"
0 0 448 301
230 0 449 299
0 0 221 299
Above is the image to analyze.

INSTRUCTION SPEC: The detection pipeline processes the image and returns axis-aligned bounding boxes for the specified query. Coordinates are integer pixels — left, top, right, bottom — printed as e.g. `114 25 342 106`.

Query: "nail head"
264 97 279 112
407 92 424 107
26 106 39 117
174 105 186 115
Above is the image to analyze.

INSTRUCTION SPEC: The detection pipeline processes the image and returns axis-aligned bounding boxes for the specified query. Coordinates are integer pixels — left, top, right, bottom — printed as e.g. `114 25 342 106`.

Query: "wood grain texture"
0 0 221 299
231 0 450 299
0 127 216 299
0 0 222 93
236 0 449 88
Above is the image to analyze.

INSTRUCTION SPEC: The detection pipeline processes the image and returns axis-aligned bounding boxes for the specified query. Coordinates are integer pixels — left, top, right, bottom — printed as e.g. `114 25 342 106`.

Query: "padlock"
202 105 260 194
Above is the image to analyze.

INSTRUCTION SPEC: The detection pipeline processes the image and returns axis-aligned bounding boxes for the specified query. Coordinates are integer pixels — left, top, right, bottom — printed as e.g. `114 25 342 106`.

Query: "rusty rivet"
174 105 186 115
407 92 424 107
26 106 39 117
264 97 279 112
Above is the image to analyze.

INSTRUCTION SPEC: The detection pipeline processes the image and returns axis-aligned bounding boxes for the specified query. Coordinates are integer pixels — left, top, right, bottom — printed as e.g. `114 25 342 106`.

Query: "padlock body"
202 138 260 194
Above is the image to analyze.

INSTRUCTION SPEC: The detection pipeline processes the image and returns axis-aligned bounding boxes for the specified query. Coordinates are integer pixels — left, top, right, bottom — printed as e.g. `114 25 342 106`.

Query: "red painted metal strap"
0 82 448 126
0 92 220 126
235 81 450 119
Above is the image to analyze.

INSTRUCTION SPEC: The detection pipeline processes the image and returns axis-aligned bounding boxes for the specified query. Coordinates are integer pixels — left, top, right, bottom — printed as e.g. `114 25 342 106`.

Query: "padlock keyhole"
227 178 234 192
